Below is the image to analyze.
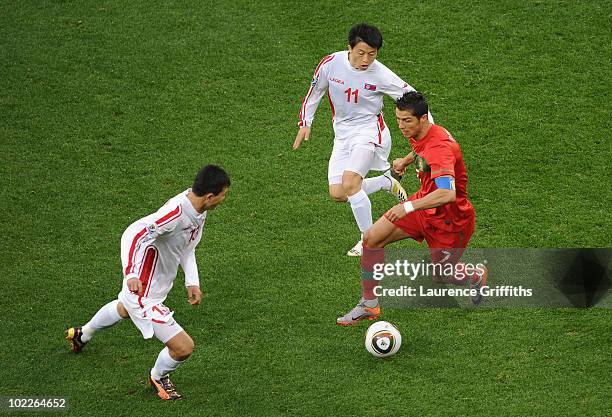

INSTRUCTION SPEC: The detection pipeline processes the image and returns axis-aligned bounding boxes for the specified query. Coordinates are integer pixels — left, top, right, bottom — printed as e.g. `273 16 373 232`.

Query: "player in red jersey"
337 92 488 325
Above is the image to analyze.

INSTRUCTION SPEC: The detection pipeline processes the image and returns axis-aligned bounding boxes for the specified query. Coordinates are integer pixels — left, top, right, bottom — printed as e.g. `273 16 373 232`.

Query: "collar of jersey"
182 189 207 221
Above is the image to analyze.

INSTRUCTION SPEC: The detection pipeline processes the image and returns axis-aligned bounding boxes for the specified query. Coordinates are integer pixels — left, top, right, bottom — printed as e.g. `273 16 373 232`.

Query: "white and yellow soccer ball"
365 321 402 358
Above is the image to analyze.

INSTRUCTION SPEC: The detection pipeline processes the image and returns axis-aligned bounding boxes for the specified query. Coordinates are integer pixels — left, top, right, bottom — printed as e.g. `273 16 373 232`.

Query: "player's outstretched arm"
292 126 311 150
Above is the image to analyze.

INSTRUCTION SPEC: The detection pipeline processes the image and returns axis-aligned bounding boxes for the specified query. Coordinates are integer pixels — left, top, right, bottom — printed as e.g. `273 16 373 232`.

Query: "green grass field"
1 1 610 416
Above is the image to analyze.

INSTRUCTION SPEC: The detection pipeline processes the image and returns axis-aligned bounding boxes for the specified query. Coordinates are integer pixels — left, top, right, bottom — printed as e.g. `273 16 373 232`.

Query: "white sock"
151 347 183 380
81 300 124 342
347 190 372 233
362 175 391 194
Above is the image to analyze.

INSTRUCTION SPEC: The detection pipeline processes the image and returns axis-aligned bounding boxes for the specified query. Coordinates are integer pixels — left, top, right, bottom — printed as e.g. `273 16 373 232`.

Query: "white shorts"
327 128 391 184
118 291 184 343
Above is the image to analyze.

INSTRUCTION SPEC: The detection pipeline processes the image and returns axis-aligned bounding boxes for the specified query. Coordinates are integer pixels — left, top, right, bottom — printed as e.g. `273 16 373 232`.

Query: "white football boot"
347 238 363 257
384 170 408 202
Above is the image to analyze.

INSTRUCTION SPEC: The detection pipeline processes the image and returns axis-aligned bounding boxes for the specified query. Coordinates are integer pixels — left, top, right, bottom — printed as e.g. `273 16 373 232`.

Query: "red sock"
361 244 385 300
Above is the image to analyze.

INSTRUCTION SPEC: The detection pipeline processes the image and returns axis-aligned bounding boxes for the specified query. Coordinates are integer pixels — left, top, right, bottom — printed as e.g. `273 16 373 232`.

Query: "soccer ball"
365 321 402 358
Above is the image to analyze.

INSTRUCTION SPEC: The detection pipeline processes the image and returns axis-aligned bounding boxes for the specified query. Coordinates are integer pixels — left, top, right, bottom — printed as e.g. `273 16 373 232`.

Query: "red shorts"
384 209 475 264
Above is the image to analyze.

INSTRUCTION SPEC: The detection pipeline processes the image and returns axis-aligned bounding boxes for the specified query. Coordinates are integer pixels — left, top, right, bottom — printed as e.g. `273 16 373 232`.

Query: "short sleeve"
427 144 455 179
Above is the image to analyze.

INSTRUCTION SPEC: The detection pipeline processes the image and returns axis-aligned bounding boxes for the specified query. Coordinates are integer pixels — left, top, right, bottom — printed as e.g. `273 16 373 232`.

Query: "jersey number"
344 88 359 103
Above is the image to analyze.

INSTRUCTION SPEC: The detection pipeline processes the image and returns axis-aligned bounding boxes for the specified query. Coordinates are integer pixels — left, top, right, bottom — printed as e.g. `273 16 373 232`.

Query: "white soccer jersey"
298 50 416 142
119 189 206 308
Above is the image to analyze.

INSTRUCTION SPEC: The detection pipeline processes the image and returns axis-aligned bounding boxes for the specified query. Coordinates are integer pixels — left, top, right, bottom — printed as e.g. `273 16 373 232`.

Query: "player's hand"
392 158 408 176
292 127 311 149
386 204 408 222
187 286 202 305
127 278 143 295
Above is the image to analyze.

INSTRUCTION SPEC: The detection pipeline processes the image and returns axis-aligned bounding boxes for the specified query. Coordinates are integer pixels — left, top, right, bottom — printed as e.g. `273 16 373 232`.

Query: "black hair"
192 165 230 196
348 23 383 49
395 91 429 118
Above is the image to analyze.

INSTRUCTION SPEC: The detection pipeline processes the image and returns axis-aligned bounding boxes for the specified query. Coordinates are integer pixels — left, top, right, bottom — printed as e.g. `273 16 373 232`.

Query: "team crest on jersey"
414 154 431 173
146 223 158 235
364 83 377 91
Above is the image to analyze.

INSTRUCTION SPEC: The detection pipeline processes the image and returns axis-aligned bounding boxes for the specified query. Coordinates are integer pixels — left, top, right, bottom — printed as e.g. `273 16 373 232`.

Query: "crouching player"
65 165 230 400
337 92 488 325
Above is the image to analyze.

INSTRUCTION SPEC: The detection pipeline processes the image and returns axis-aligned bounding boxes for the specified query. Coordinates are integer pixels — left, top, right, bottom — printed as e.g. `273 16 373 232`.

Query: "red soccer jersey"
408 124 474 231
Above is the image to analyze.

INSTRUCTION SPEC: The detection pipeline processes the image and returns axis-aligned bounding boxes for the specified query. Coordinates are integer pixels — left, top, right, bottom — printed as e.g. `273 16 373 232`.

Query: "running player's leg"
149 319 192 400
328 183 347 202
425 217 486 304
337 212 418 326
65 300 128 353
66 230 136 352
328 141 349 202
362 170 407 202
342 144 378 256
362 213 419 301
454 217 488 304
361 129 407 201
82 300 129 340
328 143 366 255
343 169 370 233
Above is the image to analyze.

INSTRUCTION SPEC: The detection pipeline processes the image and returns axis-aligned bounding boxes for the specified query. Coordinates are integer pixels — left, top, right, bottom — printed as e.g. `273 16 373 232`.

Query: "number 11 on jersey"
344 88 359 103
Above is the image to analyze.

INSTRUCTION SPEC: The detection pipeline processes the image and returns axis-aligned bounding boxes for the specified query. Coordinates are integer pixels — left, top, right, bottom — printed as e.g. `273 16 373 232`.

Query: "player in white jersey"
65 165 230 401
293 23 430 256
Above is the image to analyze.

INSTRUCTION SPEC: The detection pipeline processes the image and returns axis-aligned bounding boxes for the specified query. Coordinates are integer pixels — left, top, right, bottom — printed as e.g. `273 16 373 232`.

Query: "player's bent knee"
186 335 195 352
328 186 347 202
166 331 194 361
342 180 362 196
363 230 375 248
176 336 195 360
363 229 385 249
116 301 130 319
342 171 363 195
171 345 193 361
